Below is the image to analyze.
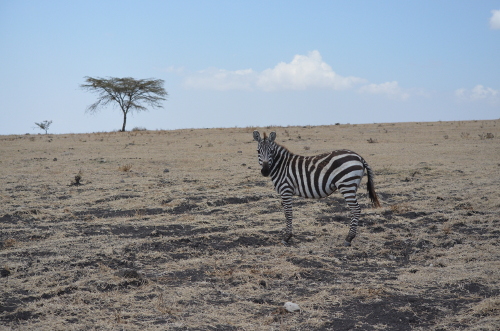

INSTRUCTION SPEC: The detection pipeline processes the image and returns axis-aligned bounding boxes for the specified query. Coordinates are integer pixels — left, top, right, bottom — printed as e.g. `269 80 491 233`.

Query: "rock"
284 302 300 312
163 168 170 173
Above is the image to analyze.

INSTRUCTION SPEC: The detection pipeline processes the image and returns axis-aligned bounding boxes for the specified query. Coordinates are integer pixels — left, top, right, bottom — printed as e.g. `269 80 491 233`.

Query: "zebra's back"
285 150 365 199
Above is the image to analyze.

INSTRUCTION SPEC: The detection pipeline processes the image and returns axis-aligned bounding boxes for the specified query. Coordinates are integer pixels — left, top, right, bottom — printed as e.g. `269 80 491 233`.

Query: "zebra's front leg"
342 193 361 247
280 195 293 244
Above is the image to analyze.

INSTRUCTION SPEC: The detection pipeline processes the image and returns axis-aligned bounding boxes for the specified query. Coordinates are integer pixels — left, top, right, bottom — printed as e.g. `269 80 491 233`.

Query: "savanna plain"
1 120 499 330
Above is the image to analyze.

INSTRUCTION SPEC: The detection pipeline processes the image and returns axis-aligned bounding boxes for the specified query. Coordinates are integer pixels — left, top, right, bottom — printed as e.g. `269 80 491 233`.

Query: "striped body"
253 131 380 246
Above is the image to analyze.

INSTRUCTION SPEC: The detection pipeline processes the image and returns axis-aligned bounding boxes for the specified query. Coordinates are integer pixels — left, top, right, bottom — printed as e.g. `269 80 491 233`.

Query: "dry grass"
1 120 499 330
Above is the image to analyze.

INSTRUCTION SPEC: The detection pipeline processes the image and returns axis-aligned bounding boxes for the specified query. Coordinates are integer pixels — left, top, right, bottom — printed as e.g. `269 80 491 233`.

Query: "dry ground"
1 120 499 330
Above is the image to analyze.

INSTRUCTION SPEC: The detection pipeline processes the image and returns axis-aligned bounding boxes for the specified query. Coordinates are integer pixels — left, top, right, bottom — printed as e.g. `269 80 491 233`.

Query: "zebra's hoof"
343 240 351 247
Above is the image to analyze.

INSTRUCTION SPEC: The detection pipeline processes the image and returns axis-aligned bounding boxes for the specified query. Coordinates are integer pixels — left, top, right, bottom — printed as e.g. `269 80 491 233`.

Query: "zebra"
253 131 381 246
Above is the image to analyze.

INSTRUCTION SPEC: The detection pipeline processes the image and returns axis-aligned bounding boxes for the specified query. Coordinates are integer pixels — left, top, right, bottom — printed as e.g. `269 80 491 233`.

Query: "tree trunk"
121 111 127 132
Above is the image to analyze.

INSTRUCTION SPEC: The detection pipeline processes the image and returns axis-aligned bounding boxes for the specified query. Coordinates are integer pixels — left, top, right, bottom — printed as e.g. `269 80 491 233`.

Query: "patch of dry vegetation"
1 120 499 330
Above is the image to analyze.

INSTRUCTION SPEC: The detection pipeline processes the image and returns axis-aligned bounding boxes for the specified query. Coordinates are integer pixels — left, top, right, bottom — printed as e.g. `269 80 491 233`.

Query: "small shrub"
442 224 452 235
71 170 84 186
132 127 147 131
134 209 146 217
389 203 410 214
367 138 378 143
119 164 133 172
479 133 494 140
3 238 17 248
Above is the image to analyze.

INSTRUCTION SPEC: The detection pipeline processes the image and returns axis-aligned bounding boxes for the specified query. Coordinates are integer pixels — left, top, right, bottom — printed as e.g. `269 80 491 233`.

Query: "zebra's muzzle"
261 162 271 177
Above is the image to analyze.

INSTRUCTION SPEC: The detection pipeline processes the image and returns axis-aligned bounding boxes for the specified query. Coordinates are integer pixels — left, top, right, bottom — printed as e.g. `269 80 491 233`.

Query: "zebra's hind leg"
341 191 362 246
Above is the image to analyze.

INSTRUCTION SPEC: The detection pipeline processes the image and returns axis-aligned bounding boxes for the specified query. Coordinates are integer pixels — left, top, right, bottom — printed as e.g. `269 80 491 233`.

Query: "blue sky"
1 1 499 134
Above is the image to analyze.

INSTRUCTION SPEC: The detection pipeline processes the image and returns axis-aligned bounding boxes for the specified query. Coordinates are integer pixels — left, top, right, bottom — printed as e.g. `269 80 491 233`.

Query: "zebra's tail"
362 158 381 208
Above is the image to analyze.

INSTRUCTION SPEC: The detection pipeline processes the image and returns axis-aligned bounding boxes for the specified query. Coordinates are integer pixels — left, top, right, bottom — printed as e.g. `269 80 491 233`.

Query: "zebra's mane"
261 132 294 155
273 141 293 155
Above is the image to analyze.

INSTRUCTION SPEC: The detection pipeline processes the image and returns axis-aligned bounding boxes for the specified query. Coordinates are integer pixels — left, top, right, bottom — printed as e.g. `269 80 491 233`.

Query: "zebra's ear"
269 132 276 142
253 131 261 142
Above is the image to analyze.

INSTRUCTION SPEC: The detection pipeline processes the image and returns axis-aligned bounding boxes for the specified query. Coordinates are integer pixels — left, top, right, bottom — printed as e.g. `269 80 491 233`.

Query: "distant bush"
132 127 147 131
71 170 84 186
479 133 494 140
119 164 133 172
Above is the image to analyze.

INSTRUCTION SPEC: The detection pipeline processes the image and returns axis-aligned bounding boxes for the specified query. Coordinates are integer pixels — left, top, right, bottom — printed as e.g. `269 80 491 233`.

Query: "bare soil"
1 120 499 330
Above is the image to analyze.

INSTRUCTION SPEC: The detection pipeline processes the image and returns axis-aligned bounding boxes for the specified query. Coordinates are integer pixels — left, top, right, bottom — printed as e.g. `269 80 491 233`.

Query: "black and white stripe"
253 131 381 246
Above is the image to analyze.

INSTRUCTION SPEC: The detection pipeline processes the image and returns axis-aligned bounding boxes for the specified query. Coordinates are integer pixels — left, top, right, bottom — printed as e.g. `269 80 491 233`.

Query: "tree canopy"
80 77 167 132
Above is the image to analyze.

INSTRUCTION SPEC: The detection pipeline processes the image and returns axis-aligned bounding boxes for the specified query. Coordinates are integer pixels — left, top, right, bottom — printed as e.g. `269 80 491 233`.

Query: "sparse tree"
80 77 167 132
34 120 52 134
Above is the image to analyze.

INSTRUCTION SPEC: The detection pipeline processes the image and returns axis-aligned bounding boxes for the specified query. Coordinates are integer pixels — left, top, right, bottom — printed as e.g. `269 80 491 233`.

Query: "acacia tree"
80 77 167 132
34 120 52 134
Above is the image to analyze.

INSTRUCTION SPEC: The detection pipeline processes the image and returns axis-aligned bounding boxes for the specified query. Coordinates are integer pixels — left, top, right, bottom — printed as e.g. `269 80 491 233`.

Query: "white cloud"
455 85 499 102
358 81 410 100
182 51 366 92
490 10 500 30
181 51 416 101
256 50 366 91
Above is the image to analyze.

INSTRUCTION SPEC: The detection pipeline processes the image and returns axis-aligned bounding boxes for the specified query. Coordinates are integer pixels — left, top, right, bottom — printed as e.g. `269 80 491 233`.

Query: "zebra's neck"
269 143 293 180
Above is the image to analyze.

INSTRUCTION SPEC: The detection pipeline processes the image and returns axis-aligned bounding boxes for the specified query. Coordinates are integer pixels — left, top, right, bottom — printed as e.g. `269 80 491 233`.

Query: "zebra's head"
253 131 276 177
